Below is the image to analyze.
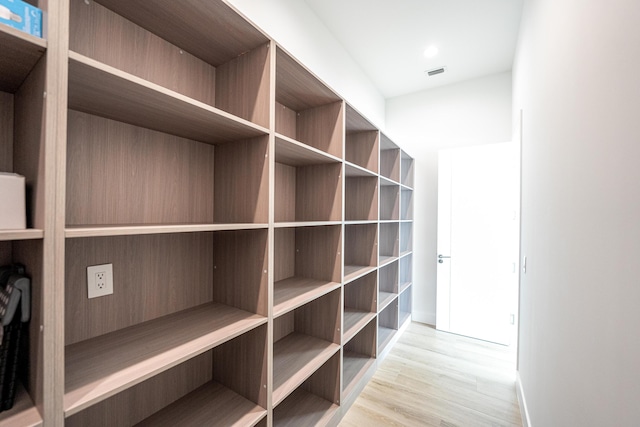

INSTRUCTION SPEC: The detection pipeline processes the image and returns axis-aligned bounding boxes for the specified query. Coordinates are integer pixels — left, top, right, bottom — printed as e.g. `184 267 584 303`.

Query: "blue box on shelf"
0 0 42 38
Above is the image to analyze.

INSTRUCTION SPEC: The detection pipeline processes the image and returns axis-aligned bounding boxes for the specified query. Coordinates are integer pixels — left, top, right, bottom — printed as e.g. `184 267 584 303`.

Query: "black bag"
0 264 30 412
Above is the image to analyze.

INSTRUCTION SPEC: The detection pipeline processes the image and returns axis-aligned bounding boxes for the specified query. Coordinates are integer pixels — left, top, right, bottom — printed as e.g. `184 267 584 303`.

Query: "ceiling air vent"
425 67 446 77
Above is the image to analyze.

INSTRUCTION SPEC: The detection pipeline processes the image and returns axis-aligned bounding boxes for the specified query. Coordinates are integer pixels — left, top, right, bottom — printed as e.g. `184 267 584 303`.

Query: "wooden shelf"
399 310 411 327
399 281 412 295
64 223 268 238
401 150 415 188
0 25 46 93
274 277 341 318
0 383 42 427
274 221 341 228
275 134 341 166
273 388 338 427
68 52 267 145
64 302 267 416
272 333 340 406
401 188 414 220
343 265 377 284
345 162 376 178
136 381 266 427
342 351 376 399
275 48 340 112
343 309 376 344
88 0 268 67
378 292 397 312
379 256 398 267
377 326 396 353
0 229 44 241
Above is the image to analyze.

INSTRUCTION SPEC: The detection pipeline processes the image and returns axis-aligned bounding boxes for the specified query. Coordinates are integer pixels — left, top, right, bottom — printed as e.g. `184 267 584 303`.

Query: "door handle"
438 254 450 263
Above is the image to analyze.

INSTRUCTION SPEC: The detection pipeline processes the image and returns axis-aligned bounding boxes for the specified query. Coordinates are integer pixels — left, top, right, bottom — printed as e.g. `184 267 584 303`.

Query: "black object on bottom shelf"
0 264 31 413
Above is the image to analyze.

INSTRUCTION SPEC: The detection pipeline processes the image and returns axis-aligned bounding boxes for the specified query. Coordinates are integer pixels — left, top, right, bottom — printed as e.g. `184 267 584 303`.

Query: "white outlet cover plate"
87 263 114 298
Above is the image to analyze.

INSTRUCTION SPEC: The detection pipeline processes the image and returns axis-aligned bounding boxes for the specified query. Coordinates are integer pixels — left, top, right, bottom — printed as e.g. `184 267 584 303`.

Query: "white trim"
412 310 436 326
516 371 532 427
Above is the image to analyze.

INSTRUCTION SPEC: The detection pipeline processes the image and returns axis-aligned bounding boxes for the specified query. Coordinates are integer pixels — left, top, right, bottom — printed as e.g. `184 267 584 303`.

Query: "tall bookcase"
0 1 414 426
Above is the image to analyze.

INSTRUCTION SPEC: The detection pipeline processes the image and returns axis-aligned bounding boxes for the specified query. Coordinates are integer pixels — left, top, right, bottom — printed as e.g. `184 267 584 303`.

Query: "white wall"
386 72 513 324
514 1 640 425
227 0 386 128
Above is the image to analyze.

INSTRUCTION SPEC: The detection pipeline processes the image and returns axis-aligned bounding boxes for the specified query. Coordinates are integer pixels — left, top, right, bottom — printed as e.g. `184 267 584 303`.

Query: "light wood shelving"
380 134 400 183
344 223 378 283
400 254 413 294
342 319 377 399
343 271 377 343
399 286 413 327
379 222 400 266
400 221 414 256
273 353 340 426
273 290 341 406
379 261 399 312
0 2 53 424
345 105 378 174
1 1 414 424
378 300 399 354
380 178 400 221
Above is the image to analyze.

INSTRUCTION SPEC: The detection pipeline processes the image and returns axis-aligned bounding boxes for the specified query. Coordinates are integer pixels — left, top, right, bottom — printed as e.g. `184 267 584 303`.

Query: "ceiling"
304 0 523 99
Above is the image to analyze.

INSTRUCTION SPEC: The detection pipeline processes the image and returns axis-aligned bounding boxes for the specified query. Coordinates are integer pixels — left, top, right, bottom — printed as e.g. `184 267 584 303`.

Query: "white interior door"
436 142 519 345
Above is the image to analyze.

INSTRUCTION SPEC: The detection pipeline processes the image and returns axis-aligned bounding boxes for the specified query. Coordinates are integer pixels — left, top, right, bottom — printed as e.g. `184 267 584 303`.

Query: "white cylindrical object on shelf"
0 172 26 230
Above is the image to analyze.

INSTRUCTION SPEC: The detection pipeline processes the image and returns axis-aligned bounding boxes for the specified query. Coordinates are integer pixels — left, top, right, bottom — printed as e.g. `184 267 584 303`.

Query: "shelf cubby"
273 353 340 427
399 254 413 294
343 318 377 399
343 271 377 343
345 165 378 222
63 229 268 414
399 286 412 327
379 222 399 265
273 352 340 426
65 110 269 228
378 299 399 354
274 226 342 317
378 260 398 312
380 178 400 221
344 223 378 283
275 136 342 223
401 188 414 221
401 150 415 188
380 134 400 183
66 325 268 427
345 104 378 173
69 0 271 128
0 240 44 427
275 47 343 158
273 289 341 406
400 222 413 256
0 24 46 94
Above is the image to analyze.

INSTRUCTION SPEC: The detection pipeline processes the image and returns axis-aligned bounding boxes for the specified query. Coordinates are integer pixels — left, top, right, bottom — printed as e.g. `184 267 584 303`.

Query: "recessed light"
423 45 439 58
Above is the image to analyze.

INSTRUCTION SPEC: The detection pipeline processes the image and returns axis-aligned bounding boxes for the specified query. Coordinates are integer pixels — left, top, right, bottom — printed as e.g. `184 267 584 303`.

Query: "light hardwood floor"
340 322 522 427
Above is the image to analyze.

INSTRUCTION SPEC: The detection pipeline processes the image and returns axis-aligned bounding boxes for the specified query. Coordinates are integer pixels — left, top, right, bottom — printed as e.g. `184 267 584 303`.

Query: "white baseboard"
516 371 531 427
412 310 436 326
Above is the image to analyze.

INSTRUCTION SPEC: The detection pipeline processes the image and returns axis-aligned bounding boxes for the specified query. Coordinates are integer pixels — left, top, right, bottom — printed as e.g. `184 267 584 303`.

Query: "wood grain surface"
345 130 378 173
345 177 378 221
64 303 267 415
94 0 268 66
380 184 400 221
0 26 46 93
340 322 521 427
344 223 377 268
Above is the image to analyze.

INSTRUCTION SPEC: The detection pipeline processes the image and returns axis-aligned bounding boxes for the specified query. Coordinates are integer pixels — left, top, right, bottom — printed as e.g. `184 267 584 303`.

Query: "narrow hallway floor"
339 322 522 427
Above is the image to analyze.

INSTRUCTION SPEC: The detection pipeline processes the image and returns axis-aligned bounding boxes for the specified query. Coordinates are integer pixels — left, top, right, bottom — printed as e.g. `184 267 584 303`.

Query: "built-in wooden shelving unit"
0 0 413 424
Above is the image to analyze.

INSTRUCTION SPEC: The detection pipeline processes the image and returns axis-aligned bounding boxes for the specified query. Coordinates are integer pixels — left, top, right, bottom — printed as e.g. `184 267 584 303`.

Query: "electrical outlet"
87 264 113 298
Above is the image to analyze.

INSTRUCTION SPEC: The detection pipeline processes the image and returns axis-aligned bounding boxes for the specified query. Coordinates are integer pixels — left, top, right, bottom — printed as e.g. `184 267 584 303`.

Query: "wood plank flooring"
339 322 522 427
